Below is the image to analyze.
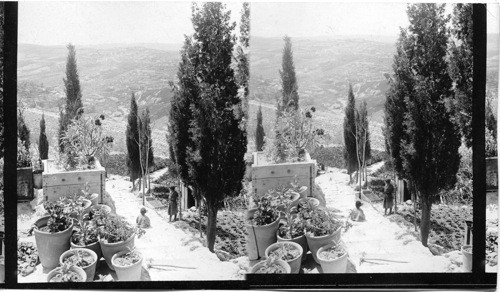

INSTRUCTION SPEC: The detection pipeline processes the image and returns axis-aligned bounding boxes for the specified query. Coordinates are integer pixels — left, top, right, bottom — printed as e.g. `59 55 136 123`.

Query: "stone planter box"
42 159 106 202
17 166 34 201
251 151 316 197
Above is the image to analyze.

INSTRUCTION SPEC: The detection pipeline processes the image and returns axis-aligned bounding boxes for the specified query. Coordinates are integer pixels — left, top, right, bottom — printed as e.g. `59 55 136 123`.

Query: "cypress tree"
38 113 49 159
400 4 461 247
59 43 83 153
255 104 265 151
126 93 141 189
235 2 250 125
17 110 30 151
279 35 299 115
187 2 247 252
356 100 371 170
343 84 357 182
449 3 473 147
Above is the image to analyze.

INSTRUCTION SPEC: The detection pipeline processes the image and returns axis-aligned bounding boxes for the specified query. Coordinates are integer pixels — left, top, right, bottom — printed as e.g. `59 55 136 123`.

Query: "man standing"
383 179 394 215
168 186 179 222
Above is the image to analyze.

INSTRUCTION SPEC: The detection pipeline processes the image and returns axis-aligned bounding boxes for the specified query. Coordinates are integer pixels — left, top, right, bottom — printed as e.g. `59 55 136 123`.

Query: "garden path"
105 174 245 280
316 166 464 273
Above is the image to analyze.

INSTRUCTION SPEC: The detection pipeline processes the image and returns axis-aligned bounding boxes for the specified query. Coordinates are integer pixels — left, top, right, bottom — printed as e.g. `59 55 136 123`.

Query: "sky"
18 1 500 46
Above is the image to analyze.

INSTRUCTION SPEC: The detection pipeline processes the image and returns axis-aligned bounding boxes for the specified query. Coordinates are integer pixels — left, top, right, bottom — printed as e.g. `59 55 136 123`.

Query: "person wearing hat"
168 186 179 222
136 207 151 229
383 179 395 215
350 200 366 222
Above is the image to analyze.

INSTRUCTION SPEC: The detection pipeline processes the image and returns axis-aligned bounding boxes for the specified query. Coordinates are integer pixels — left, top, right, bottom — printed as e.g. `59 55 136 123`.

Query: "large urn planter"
462 245 472 272
317 242 348 273
17 167 34 201
60 248 98 282
33 216 73 270
42 160 106 202
306 227 342 264
277 232 308 263
265 241 303 274
246 208 280 260
47 265 86 282
252 151 316 198
100 234 136 271
112 250 143 281
250 258 291 274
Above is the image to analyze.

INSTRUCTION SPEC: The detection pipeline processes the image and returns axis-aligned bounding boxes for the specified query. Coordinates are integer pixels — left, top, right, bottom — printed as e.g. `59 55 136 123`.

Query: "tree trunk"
420 196 432 247
206 204 218 252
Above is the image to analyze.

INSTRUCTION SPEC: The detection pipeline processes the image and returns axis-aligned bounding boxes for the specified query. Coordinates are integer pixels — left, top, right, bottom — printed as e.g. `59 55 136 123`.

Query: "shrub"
17 138 32 168
309 146 344 169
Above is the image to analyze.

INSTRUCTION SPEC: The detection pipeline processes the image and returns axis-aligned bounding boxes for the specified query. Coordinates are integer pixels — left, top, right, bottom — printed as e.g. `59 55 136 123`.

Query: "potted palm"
111 249 143 281
32 200 74 269
303 207 342 264
316 242 348 273
246 194 280 260
250 257 291 274
97 213 141 270
265 241 303 274
47 262 86 282
59 248 98 282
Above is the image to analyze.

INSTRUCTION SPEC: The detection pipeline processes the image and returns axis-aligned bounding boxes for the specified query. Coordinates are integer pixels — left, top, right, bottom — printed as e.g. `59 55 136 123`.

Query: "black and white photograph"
7 0 500 287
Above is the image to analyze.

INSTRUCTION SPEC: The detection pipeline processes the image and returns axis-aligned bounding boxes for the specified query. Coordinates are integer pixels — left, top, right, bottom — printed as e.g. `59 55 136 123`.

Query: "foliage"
38 113 49 159
278 215 305 239
485 128 498 157
138 107 154 173
448 3 473 147
186 2 247 252
62 250 95 267
439 144 472 205
264 106 323 163
0 158 3 190
67 191 99 246
278 35 299 114
18 241 39 276
268 242 301 261
113 250 141 266
355 99 371 164
253 257 287 273
41 200 73 233
303 207 342 237
48 263 84 282
318 243 345 260
310 146 344 168
369 149 388 165
235 2 250 125
17 138 32 168
126 93 142 183
255 105 265 151
59 43 84 154
96 213 141 244
18 109 31 151
251 194 279 226
485 95 497 140
61 114 113 170
343 85 358 176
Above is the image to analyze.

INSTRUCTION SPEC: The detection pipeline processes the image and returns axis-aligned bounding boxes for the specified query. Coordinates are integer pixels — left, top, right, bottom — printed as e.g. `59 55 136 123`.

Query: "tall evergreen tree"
400 4 461 246
343 84 357 182
187 2 247 252
485 95 497 139
279 35 299 114
255 104 265 151
356 100 371 173
235 2 250 126
448 3 473 147
384 30 414 179
126 93 141 190
38 113 49 160
17 110 30 151
58 44 83 153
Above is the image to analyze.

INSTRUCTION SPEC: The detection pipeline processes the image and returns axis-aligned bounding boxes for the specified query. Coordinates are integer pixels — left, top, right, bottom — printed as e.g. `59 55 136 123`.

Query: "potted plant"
59 194 92 219
277 208 308 263
462 244 472 272
246 194 280 260
265 241 303 274
297 197 320 210
111 249 143 281
17 138 34 201
32 200 74 269
290 176 308 199
70 196 102 261
59 248 97 282
97 213 141 270
47 262 86 282
250 257 291 274
81 182 99 206
316 242 348 273
90 204 112 216
303 207 342 264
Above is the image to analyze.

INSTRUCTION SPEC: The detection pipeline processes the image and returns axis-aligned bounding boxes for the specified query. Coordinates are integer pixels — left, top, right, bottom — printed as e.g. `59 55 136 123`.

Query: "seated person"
136 207 152 229
349 200 366 222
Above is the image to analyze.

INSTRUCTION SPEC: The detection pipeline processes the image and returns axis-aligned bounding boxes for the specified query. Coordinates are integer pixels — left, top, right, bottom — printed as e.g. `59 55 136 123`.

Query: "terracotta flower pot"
89 193 99 206
462 245 472 272
33 216 73 269
60 248 98 282
277 231 308 263
99 234 136 271
305 227 341 264
298 197 320 209
112 250 143 281
246 208 280 260
91 204 112 215
265 241 303 274
70 238 102 263
47 265 86 282
316 242 348 273
250 259 291 274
